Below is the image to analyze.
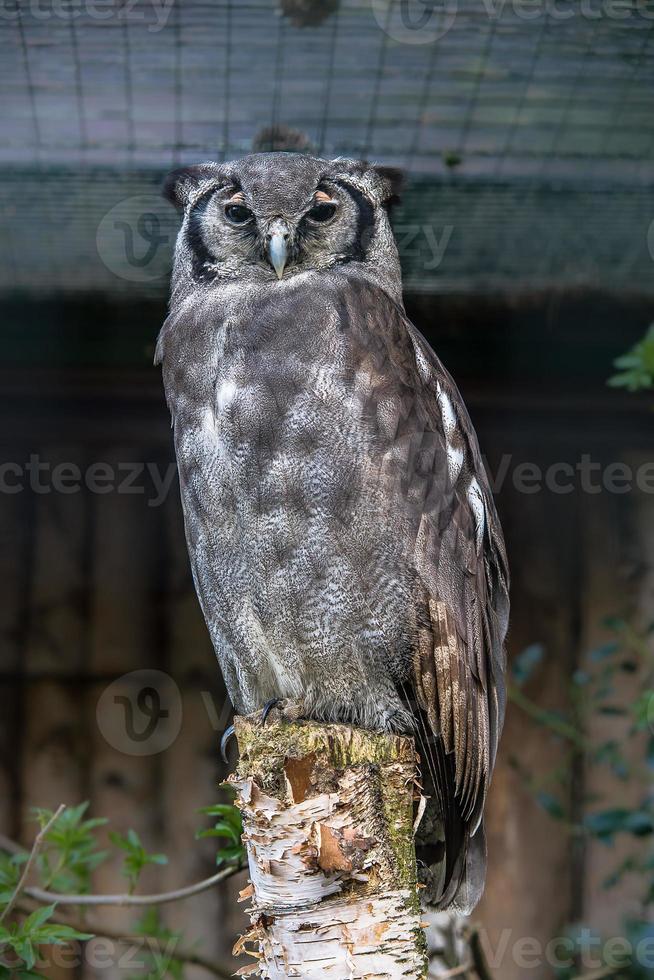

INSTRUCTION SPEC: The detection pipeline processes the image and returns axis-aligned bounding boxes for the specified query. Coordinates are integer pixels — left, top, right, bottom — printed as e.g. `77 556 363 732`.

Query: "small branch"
0 833 242 907
0 803 66 923
15 902 233 980
23 866 241 907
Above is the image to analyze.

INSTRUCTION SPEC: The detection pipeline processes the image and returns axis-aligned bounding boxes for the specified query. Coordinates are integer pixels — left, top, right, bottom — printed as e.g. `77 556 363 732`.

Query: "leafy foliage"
196 799 246 869
108 829 168 893
0 797 242 979
32 801 108 893
608 324 654 393
0 805 194 979
0 905 91 974
509 617 654 977
0 853 26 906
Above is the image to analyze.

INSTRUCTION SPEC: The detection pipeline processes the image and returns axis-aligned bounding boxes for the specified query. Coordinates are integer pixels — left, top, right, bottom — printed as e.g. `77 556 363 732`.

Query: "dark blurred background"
1 1 653 977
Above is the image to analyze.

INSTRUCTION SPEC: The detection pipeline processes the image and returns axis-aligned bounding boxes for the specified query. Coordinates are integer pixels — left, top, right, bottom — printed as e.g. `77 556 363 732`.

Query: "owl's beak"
266 222 289 279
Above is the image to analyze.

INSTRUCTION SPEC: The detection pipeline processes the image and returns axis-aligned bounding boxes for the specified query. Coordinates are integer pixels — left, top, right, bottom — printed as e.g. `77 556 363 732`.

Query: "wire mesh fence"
3 0 654 175
1 0 653 295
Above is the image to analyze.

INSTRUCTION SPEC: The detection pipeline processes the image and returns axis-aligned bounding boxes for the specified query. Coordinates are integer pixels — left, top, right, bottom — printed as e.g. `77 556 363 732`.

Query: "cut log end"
228 715 428 979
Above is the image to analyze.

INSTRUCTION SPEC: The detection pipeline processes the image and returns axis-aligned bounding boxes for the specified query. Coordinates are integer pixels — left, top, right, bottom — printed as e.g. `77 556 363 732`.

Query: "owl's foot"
260 698 282 724
220 699 304 762
258 698 305 725
220 723 235 764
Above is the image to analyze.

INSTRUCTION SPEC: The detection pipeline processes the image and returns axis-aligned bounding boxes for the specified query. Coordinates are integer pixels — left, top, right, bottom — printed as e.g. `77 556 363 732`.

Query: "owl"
157 152 509 913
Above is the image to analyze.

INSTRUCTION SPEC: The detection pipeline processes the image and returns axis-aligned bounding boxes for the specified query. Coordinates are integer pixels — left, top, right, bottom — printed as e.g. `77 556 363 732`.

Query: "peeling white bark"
229 718 427 980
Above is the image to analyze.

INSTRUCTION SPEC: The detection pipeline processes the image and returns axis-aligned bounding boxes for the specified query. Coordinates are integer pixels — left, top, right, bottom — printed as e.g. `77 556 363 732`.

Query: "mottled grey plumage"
157 152 509 912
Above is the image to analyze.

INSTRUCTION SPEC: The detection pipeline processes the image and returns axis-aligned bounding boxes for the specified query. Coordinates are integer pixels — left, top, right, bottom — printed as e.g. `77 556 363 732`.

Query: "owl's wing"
405 319 509 813
406 324 509 910
344 278 509 910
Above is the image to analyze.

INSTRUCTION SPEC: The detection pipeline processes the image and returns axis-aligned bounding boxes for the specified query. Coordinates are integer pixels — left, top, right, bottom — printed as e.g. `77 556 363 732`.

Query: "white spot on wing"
436 381 457 439
216 380 237 411
415 345 431 382
437 381 464 482
467 477 486 550
447 444 464 482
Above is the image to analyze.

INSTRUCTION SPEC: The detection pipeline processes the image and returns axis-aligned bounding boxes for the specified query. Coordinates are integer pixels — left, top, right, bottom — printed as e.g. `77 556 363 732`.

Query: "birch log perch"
228 715 428 979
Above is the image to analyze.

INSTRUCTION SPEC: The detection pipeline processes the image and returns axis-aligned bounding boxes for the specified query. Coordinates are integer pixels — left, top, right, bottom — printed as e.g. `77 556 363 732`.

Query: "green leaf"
197 800 245 870
623 812 654 837
585 808 654 842
216 845 244 865
608 326 654 392
22 905 56 932
37 924 94 943
13 938 37 970
196 826 239 844
109 830 169 889
536 792 566 821
108 831 131 852
197 805 242 830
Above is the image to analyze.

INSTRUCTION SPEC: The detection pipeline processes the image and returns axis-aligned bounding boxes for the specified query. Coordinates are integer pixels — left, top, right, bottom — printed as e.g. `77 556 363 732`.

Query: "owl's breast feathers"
156 271 509 911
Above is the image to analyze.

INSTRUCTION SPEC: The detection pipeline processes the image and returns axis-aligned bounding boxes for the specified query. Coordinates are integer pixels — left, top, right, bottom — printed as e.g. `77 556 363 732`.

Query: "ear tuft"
252 125 314 154
330 158 404 210
375 166 404 208
162 163 226 209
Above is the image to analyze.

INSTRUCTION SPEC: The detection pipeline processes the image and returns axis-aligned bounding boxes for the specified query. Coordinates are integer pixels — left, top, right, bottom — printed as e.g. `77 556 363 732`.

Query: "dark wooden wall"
1 290 652 979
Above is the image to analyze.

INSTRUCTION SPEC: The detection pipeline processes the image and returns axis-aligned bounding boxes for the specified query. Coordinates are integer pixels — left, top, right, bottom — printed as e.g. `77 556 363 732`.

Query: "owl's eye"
307 202 337 223
224 204 253 225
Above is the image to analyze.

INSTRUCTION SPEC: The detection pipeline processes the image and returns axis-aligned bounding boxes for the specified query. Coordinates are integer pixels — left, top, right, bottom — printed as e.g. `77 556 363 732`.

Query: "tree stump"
228 715 428 979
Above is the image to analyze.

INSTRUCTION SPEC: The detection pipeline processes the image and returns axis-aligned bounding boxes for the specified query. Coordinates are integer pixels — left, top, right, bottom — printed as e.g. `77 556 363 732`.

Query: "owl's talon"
261 698 282 724
220 724 236 763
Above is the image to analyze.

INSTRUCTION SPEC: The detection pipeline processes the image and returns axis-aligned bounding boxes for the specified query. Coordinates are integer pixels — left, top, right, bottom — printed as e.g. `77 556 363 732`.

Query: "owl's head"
163 152 402 299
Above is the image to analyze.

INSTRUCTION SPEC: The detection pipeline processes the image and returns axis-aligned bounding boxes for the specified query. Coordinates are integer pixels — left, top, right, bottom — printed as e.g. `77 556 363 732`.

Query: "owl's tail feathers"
450 821 487 914
414 737 487 913
416 816 487 914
